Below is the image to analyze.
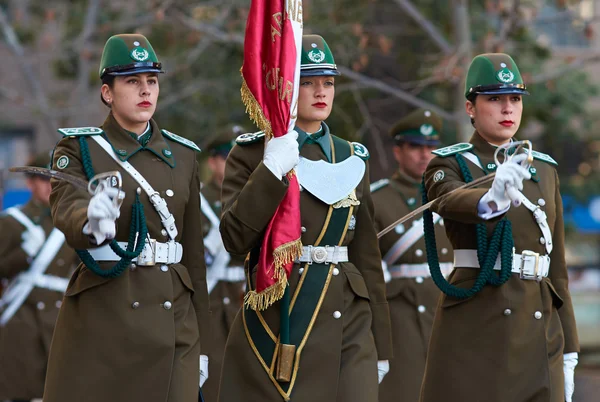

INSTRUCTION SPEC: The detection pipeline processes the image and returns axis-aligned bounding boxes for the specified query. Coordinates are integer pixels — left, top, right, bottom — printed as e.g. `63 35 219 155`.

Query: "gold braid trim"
240 69 273 139
244 238 303 311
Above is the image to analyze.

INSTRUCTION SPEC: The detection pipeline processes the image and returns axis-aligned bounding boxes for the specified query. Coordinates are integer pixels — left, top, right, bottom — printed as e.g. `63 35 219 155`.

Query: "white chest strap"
0 228 66 326
461 151 552 254
89 135 178 240
5 207 38 233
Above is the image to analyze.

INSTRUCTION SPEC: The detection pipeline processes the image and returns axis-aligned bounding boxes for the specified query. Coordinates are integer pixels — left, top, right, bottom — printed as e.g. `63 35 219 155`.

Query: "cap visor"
108 68 165 76
396 137 441 146
476 89 529 95
300 69 341 77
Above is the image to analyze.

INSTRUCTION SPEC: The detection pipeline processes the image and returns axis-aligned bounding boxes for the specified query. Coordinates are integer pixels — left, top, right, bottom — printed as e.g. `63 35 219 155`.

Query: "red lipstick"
138 101 152 108
312 102 327 108
499 120 514 127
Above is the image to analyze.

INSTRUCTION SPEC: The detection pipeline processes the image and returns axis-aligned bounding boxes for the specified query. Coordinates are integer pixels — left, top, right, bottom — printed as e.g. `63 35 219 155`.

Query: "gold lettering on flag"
264 64 294 105
285 0 303 24
271 12 283 42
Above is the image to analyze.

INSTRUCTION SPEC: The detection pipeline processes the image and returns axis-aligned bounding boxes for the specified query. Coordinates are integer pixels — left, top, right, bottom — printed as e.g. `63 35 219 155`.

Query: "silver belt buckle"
311 246 328 264
520 250 541 282
137 239 157 266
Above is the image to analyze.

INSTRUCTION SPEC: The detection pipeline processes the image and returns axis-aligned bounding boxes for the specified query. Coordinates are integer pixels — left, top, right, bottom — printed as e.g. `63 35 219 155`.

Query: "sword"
377 174 495 238
377 141 534 239
10 166 124 207
9 166 89 189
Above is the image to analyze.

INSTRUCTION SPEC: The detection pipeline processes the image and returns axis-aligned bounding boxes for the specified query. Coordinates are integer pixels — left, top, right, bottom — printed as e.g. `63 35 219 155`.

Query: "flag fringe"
240 71 274 139
244 238 302 311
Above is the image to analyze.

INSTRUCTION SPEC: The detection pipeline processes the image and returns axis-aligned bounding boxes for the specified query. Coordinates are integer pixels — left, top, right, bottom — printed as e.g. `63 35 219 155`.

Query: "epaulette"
432 142 473 157
236 131 266 145
526 150 558 166
352 142 369 160
370 179 389 193
162 129 201 152
58 127 103 137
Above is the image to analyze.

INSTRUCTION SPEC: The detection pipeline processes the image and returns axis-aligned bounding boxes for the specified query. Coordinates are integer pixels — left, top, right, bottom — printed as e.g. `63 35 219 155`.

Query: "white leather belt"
88 239 183 266
19 273 69 293
295 246 349 264
389 262 453 278
206 266 246 293
454 249 550 282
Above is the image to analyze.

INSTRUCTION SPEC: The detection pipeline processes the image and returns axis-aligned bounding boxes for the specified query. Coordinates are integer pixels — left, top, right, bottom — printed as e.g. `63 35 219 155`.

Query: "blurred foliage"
0 0 599 199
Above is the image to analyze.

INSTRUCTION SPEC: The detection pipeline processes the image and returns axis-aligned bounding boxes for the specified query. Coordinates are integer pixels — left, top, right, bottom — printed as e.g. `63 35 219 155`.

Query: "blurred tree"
0 0 598 198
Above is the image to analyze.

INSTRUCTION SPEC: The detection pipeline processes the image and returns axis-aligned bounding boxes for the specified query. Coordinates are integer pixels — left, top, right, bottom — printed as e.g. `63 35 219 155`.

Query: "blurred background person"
0 151 78 402
371 108 453 402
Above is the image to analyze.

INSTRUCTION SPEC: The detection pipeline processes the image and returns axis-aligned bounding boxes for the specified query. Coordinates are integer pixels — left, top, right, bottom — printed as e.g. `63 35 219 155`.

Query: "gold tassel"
240 71 273 139
272 238 303 271
243 238 302 311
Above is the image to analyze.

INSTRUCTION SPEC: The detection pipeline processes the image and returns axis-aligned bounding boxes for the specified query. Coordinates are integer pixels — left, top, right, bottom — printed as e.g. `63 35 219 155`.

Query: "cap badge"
307 48 325 63
496 68 515 83
420 124 434 136
131 47 150 62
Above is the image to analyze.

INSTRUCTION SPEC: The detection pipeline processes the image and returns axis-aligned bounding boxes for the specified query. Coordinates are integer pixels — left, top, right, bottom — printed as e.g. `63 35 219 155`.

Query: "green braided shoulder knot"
75 136 148 278
422 154 513 299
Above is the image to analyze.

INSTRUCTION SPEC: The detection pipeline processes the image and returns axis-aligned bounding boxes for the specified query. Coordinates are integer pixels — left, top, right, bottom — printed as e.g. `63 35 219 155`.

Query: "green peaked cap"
300 34 340 77
204 125 246 157
390 108 442 146
99 34 164 78
465 53 529 98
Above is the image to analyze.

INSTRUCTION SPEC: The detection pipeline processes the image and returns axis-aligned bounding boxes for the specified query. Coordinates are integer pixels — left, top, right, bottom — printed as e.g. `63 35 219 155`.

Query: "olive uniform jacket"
218 126 393 402
371 170 453 402
43 113 210 402
420 132 579 402
200 178 246 402
0 200 77 400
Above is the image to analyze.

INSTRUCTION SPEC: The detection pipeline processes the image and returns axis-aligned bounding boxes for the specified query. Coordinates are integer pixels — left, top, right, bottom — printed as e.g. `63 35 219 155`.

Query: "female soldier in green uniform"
420 53 579 402
218 34 393 402
43 34 210 402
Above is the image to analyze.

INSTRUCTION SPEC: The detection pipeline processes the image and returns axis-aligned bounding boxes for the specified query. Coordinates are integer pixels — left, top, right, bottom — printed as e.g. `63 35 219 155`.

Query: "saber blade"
9 166 89 189
377 174 496 239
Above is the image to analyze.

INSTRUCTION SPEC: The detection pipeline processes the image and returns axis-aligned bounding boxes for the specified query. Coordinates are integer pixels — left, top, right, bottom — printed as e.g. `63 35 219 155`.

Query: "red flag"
241 0 303 310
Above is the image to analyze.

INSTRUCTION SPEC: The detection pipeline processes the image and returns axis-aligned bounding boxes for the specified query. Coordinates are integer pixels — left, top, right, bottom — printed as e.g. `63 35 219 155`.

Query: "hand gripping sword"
377 140 534 239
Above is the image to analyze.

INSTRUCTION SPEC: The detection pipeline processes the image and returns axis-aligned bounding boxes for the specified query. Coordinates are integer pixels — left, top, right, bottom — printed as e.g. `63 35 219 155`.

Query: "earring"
469 115 474 118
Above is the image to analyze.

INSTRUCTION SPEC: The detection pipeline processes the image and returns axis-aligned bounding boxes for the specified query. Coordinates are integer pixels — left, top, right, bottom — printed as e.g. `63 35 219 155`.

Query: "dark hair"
466 93 477 126
100 75 116 107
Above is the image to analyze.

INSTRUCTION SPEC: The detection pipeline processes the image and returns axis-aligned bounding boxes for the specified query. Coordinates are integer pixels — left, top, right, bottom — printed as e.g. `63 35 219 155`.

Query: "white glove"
21 225 46 257
263 130 300 180
564 352 578 402
377 359 389 384
478 153 531 218
381 260 392 284
83 187 123 244
199 354 209 387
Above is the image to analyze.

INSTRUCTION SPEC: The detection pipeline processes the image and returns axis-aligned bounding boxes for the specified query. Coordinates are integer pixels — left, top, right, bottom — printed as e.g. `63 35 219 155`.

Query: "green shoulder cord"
75 136 148 278
422 153 514 299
